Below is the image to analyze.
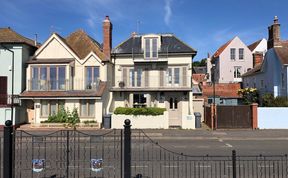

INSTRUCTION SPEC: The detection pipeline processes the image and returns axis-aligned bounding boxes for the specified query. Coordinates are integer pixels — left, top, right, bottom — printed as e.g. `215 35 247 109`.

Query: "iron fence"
14 129 122 178
1 120 288 178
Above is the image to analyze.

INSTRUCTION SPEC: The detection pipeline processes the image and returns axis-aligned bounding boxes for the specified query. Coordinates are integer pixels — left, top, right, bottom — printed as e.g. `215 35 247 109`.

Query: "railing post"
124 119 131 178
3 120 13 178
232 150 237 178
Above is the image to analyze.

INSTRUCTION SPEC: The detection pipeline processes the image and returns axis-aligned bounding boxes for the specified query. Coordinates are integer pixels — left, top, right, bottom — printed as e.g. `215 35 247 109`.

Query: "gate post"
232 150 236 178
124 119 131 178
3 120 13 178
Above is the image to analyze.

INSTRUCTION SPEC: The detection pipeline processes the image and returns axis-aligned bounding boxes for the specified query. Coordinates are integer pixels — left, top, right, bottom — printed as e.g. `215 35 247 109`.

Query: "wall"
193 98 204 121
111 111 169 129
258 107 288 129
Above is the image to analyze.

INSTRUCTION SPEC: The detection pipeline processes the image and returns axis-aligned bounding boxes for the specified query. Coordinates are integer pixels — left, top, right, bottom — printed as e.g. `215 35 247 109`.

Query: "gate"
217 105 252 129
14 129 122 178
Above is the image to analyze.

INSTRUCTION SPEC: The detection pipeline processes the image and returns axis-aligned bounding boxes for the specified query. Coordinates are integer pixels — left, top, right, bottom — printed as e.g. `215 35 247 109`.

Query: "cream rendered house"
111 33 197 128
21 16 113 125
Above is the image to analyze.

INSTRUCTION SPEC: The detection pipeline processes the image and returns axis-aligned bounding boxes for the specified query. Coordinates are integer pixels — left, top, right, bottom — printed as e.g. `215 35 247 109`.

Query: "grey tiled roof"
113 34 196 55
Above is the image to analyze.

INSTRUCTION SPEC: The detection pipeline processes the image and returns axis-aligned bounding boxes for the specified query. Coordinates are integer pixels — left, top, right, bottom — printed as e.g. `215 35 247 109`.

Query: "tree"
193 58 206 67
238 88 259 105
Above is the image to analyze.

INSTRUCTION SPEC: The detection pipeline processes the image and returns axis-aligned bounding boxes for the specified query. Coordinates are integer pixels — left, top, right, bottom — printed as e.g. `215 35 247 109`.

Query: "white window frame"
233 66 241 79
239 48 244 60
230 48 236 60
144 37 158 59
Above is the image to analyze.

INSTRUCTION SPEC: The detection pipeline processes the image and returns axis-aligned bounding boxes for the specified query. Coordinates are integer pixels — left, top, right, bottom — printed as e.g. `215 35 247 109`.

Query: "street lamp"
0 44 14 125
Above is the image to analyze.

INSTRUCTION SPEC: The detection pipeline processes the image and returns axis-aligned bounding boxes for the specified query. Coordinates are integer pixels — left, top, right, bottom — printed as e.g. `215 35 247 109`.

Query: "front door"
166 93 182 127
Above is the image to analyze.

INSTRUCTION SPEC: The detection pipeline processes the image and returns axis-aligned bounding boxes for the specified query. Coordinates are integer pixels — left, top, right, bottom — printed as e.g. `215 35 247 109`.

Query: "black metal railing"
1 120 288 178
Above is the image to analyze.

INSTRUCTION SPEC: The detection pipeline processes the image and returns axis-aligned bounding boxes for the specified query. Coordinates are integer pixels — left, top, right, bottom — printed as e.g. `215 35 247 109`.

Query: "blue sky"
1 0 288 61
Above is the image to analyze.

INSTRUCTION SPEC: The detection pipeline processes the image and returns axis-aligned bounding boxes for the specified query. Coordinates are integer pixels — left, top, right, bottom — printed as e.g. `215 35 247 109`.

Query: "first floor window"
230 48 236 60
41 100 65 116
85 66 99 89
234 66 241 78
167 68 180 85
80 100 95 117
239 48 244 60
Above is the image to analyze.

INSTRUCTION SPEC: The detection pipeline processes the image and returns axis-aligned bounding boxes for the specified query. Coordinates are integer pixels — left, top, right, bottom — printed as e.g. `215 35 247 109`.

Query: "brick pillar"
251 103 258 129
211 104 217 129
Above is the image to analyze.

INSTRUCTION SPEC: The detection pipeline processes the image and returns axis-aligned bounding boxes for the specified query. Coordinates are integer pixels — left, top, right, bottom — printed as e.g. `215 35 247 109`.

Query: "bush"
41 107 80 126
238 88 259 105
261 93 288 107
114 107 166 116
83 120 97 124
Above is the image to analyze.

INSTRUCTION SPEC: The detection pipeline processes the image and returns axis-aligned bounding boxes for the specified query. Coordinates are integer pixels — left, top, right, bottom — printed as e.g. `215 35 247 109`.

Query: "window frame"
80 99 95 117
144 37 158 59
85 66 100 90
239 48 244 60
233 66 242 79
31 65 66 90
40 100 65 117
230 48 236 60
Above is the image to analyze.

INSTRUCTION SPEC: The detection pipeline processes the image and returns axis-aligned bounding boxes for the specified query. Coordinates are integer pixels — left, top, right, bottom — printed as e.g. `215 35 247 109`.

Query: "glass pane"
129 69 135 87
168 68 172 84
50 101 57 115
32 67 39 90
169 98 173 109
174 98 178 109
41 100 48 116
174 68 180 84
89 100 95 116
145 39 150 58
50 67 57 90
58 66 66 90
152 38 157 58
136 68 142 87
86 67 92 89
81 100 87 116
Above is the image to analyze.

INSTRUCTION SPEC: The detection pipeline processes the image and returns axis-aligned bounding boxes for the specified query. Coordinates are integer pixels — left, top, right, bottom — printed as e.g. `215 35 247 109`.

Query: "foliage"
41 107 80 127
238 88 259 105
83 120 97 124
193 58 206 67
261 93 288 107
114 107 166 116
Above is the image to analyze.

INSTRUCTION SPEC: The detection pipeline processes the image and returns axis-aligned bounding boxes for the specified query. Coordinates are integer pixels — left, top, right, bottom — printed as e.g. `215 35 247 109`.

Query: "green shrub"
238 88 259 105
83 120 97 124
41 107 80 126
261 93 288 107
114 107 166 116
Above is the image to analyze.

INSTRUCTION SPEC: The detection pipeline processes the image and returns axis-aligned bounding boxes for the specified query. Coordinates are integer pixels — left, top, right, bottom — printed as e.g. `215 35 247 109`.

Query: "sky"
1 0 288 61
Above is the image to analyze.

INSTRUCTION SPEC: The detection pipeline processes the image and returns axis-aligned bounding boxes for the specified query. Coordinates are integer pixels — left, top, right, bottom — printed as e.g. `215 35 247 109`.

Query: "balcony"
28 79 100 91
0 94 20 107
112 75 191 91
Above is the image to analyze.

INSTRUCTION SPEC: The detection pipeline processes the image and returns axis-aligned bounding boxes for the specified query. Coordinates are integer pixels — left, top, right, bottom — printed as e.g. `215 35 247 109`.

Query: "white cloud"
164 0 172 25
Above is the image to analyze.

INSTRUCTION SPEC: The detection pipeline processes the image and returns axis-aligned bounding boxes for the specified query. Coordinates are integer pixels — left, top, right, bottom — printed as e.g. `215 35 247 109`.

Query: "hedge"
114 107 166 116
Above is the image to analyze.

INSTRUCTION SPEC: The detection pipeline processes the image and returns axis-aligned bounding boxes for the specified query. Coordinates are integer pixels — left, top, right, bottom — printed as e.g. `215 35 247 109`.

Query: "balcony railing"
0 94 20 106
28 79 100 91
114 75 191 89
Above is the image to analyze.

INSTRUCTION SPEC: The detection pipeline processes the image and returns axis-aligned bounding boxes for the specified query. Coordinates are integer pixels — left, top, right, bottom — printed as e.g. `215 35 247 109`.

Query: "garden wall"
111 111 169 129
258 107 288 129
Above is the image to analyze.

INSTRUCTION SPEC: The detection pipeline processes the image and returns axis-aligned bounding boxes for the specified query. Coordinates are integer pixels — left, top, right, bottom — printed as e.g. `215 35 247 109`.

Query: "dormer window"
144 37 158 59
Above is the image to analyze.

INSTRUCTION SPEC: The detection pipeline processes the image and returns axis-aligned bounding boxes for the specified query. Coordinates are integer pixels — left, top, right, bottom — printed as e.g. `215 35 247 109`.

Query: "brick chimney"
253 52 264 67
103 16 112 61
267 16 281 49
